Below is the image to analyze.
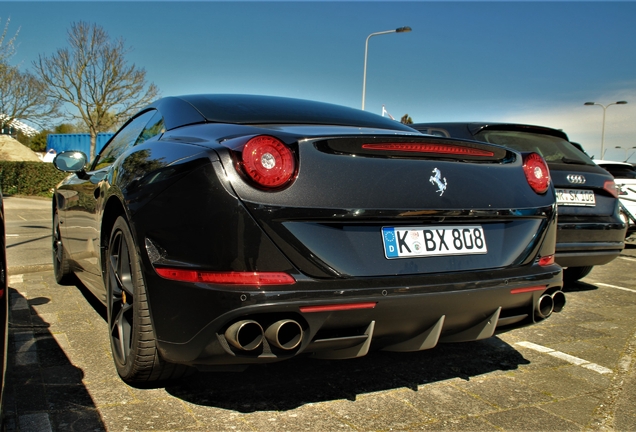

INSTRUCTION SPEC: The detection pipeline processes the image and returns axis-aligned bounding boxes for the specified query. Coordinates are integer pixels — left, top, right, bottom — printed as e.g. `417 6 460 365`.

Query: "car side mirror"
53 151 89 179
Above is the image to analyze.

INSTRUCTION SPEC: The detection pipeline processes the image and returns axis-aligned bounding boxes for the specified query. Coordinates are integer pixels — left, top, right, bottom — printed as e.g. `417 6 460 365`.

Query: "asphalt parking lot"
3 197 636 431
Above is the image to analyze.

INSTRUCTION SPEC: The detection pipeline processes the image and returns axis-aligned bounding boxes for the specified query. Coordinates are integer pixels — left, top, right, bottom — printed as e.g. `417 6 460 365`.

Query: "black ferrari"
53 95 563 384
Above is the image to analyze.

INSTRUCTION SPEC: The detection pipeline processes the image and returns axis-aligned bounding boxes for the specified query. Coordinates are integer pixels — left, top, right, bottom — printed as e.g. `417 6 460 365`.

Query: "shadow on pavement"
6 235 51 249
562 280 600 293
4 288 106 431
164 336 529 413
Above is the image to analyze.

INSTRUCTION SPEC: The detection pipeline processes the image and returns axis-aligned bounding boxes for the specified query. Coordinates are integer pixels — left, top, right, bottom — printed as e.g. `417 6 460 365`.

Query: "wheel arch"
100 196 128 280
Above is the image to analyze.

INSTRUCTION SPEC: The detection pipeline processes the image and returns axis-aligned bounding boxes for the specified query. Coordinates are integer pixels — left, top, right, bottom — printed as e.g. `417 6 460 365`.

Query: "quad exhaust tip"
265 319 303 350
551 290 566 313
535 290 565 320
225 320 264 351
225 319 304 351
536 294 554 320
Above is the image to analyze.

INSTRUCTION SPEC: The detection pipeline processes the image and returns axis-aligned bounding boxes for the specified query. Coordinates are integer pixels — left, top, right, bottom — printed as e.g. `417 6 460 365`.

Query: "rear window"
180 94 416 132
474 130 596 166
598 164 636 179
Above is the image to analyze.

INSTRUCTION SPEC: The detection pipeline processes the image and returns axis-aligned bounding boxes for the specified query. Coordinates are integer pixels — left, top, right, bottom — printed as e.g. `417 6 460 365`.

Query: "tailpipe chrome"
551 290 566 313
535 294 554 320
225 320 264 351
265 319 303 350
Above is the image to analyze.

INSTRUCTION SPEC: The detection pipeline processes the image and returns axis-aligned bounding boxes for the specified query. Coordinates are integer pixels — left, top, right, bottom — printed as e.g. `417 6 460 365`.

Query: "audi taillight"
603 180 619 198
522 153 550 194
240 135 295 188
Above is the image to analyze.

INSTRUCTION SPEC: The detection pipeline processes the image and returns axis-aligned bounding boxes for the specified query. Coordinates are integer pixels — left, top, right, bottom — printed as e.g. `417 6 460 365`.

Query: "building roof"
0 115 39 137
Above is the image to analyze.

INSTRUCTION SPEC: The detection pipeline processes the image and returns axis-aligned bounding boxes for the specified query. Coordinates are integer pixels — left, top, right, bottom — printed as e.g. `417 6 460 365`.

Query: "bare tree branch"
33 21 160 160
0 65 61 130
0 18 59 132
0 17 19 65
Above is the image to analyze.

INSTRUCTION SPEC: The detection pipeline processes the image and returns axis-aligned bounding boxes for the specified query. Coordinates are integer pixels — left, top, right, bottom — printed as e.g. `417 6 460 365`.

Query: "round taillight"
522 152 550 194
241 136 295 188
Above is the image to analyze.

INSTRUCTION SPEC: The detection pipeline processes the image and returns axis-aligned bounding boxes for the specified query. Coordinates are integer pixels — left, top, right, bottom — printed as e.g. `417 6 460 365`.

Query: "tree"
21 129 49 152
400 114 413 125
0 65 60 131
34 21 159 160
54 123 79 134
1 18 59 134
0 17 18 67
19 123 79 152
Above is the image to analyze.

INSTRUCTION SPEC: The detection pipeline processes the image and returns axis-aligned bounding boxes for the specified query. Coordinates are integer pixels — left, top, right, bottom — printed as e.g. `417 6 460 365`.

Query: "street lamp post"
584 101 628 159
361 26 412 111
615 146 636 162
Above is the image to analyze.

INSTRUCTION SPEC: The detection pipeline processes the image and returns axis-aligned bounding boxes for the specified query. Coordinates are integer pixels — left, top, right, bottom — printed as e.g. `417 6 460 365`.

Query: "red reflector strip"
510 286 547 294
300 302 377 313
538 255 555 266
155 268 295 285
361 143 494 157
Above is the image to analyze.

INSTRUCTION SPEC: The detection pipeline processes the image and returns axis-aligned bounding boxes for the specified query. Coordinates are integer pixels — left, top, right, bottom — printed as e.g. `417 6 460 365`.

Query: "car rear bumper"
555 243 623 267
555 218 626 267
151 265 563 368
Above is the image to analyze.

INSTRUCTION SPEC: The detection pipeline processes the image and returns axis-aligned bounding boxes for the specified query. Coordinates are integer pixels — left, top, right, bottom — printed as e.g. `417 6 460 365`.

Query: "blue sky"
3 1 636 161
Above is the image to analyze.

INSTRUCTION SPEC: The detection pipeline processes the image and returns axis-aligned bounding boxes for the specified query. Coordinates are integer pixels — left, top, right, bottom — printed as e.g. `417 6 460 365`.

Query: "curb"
8 263 54 276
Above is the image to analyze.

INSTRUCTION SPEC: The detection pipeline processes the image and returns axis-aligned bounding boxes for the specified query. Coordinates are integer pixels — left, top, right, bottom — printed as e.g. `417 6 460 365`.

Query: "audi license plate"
382 226 487 259
556 189 596 206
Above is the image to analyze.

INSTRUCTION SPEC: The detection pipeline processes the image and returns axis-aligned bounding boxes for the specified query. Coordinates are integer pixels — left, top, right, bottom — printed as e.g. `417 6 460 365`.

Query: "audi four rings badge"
567 174 586 184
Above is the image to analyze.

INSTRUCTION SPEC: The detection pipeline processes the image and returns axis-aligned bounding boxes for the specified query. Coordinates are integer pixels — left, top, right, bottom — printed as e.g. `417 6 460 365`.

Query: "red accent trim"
361 143 494 157
538 255 555 266
510 286 546 294
155 268 295 285
300 302 377 313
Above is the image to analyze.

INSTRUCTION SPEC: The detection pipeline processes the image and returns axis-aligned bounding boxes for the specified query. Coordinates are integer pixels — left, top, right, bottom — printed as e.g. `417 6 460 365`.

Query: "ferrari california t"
53 95 563 384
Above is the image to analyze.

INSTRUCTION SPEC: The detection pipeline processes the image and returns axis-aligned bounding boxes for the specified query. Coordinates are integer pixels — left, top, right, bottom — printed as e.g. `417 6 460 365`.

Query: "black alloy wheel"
52 210 73 285
107 216 190 384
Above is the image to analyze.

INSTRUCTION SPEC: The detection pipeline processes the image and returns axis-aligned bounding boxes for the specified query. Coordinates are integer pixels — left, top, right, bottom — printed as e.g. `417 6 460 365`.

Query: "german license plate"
382 226 487 259
556 189 596 206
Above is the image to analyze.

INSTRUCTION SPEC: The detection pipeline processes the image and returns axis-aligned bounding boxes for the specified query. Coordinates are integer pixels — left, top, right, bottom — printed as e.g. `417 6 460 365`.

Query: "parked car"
411 122 626 282
594 160 636 239
53 95 563 385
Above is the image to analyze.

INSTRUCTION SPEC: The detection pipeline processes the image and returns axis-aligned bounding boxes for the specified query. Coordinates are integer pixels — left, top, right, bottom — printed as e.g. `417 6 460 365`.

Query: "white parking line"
594 282 636 294
516 341 613 374
8 274 23 285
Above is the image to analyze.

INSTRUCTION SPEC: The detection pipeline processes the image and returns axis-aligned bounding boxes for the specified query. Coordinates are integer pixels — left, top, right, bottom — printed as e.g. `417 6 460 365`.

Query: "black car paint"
0 192 7 415
412 122 626 269
53 96 562 374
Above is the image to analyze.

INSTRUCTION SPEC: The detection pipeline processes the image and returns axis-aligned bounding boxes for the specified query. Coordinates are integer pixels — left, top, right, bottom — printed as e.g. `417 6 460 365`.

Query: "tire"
563 266 593 283
52 210 74 285
106 216 191 385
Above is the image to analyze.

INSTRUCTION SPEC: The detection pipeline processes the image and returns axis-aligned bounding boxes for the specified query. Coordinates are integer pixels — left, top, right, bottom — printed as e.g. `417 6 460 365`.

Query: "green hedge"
0 161 69 196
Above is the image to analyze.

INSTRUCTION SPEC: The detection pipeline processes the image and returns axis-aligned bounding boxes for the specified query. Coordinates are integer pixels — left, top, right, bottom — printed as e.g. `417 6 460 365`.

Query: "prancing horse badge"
429 168 447 196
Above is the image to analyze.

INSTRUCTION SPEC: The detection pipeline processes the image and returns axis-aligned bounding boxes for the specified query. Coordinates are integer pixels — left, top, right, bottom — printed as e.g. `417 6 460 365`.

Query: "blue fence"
46 133 114 156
